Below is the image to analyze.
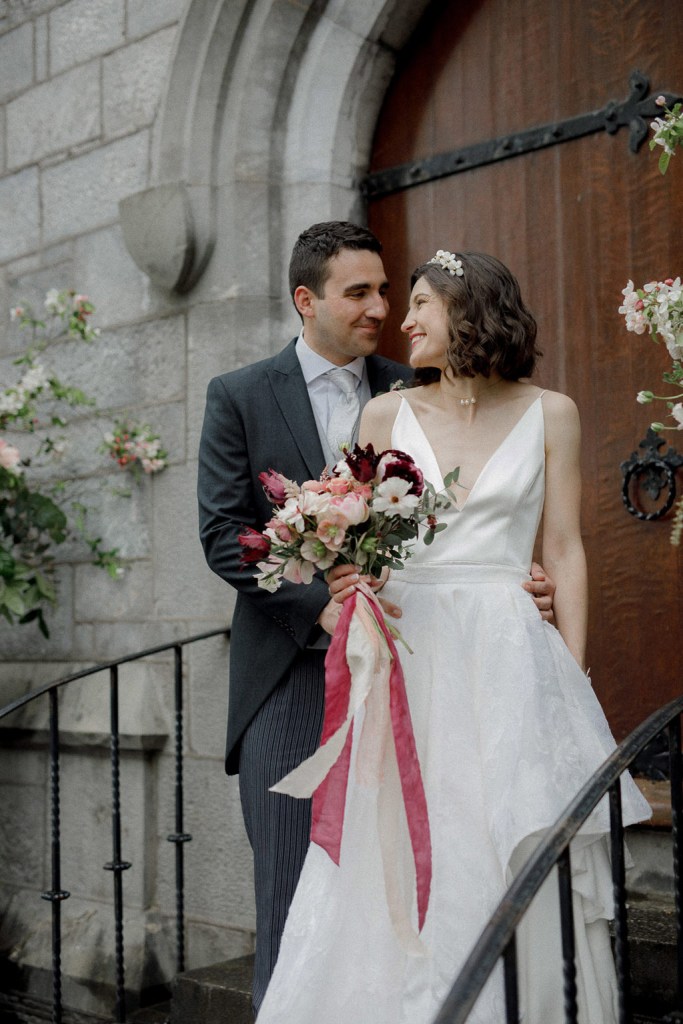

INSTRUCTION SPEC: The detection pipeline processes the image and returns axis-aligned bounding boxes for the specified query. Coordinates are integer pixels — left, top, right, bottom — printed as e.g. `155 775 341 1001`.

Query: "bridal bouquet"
239 444 457 944
239 443 456 591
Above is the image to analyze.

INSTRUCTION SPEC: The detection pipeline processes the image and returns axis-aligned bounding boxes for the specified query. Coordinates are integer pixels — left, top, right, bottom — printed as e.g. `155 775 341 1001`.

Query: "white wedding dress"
256 392 651 1023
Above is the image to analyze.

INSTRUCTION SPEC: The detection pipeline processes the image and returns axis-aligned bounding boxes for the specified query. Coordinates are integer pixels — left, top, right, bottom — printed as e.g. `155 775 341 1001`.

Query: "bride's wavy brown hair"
409 252 541 385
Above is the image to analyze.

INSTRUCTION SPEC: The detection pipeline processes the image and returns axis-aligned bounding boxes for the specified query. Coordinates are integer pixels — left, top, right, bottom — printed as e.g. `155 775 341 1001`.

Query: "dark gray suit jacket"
197 339 407 773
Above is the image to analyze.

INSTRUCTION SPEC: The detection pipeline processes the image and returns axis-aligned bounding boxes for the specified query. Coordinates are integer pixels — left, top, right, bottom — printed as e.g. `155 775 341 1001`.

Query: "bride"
255 250 651 1022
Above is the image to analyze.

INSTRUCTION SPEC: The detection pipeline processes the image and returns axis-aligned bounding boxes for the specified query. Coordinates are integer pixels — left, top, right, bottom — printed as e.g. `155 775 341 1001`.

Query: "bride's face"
401 277 451 369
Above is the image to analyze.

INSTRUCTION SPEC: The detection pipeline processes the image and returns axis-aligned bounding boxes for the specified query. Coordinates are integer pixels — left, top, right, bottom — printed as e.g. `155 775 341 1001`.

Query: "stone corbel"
119 182 215 294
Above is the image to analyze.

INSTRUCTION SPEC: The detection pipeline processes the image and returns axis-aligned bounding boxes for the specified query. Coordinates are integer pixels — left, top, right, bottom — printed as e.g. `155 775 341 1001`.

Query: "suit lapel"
267 340 325 478
367 354 407 397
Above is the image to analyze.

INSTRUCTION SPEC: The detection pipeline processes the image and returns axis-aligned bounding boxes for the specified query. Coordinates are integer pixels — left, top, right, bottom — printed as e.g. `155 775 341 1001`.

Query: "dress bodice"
392 393 545 573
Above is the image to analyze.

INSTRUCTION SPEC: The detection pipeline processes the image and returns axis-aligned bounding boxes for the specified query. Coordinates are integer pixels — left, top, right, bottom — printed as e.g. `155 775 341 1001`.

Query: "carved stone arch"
119 0 432 296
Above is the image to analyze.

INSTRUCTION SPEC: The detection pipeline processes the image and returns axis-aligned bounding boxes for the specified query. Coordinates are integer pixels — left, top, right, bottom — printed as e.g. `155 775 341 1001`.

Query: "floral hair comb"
428 250 464 276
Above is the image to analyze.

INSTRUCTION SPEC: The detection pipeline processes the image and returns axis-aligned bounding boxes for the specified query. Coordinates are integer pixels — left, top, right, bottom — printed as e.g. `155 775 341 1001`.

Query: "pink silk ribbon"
270 586 432 940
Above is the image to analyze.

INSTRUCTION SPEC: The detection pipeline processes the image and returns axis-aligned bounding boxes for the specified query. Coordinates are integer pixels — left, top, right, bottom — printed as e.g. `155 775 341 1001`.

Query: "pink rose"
329 492 370 526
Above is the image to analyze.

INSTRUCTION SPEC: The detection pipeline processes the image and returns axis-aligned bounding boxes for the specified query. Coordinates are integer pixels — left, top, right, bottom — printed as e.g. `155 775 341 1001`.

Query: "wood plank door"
367 0 683 743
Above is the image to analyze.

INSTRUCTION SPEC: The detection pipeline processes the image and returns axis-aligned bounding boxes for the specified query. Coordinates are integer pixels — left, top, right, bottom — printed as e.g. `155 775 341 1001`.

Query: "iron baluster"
104 665 132 1023
557 846 578 1023
167 644 193 975
609 780 632 1023
502 935 519 1023
671 716 683 1009
40 688 70 1024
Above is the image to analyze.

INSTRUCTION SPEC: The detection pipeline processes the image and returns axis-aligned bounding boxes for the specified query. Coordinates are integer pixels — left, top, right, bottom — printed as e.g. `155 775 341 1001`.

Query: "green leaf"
443 467 460 487
659 151 671 175
0 548 16 580
2 586 27 615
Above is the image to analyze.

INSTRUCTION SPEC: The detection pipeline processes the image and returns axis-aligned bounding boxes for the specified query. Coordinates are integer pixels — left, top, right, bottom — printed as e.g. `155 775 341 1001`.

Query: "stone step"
167 955 254 1024
629 890 678 1019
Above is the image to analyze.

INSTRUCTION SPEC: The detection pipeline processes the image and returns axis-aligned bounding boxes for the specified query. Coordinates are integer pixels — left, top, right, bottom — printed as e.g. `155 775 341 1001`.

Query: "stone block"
48 311 185 410
49 0 125 77
185 921 254 973
73 225 150 327
0 890 177 1016
186 631 231 760
152 461 232 621
154 754 254 927
0 762 46 887
187 296 275 458
0 166 40 262
74 559 155 622
169 957 254 1024
0 105 5 174
35 15 48 82
42 131 149 243
6 63 101 169
126 0 187 39
103 27 177 139
0 22 33 102
72 618 194 663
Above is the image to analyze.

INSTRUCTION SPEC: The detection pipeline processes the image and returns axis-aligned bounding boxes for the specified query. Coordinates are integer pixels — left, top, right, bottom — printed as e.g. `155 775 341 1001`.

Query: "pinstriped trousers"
238 649 326 1016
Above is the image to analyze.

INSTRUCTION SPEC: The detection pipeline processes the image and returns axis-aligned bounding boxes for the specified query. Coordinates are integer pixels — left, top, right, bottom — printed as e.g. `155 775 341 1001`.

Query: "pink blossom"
316 515 348 550
259 468 290 504
0 438 22 471
265 517 295 542
656 95 667 107
282 558 315 585
301 479 326 493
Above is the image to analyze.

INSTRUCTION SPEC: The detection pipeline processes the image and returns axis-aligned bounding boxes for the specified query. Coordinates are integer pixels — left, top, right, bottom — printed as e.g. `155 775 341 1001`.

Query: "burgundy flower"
238 527 271 564
379 451 424 496
259 468 288 505
343 443 381 483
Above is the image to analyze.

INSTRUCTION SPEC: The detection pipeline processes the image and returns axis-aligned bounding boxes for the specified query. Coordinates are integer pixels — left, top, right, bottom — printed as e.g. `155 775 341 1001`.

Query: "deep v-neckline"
398 392 544 510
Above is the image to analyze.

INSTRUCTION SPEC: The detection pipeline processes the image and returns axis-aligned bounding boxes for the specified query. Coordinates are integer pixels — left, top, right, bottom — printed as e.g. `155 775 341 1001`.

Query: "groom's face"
297 248 390 366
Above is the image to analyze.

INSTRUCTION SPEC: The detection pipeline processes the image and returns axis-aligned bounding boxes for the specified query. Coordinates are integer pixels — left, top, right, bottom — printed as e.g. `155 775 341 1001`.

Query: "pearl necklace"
453 378 503 406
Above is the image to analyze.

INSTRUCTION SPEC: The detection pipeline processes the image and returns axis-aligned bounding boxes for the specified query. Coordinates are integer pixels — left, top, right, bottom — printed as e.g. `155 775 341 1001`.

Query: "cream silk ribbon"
271 586 432 951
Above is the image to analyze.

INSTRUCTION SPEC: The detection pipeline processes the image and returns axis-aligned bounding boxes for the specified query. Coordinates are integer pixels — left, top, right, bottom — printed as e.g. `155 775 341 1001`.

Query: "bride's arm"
540 391 588 669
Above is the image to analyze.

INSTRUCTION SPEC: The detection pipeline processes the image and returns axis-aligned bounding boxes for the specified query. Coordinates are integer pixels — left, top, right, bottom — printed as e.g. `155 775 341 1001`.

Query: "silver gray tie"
325 367 360 460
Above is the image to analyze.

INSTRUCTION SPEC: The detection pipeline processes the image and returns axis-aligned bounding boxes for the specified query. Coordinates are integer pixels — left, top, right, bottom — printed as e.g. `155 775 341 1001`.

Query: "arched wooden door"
367 0 683 742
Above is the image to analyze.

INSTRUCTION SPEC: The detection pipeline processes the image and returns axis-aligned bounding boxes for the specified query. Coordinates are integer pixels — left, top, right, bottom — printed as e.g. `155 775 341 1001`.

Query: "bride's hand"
327 564 402 618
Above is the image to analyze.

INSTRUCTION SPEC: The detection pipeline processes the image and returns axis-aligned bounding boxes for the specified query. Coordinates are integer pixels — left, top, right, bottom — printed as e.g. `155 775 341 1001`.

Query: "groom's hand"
524 562 556 624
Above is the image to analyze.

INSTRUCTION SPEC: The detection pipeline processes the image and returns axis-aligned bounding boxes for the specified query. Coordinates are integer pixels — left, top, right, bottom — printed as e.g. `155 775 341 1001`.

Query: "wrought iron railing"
0 627 230 1024
433 695 683 1024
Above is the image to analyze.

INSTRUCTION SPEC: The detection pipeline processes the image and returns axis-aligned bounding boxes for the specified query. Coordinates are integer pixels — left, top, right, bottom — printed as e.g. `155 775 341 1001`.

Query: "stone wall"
0 0 432 1013
0 0 256 1010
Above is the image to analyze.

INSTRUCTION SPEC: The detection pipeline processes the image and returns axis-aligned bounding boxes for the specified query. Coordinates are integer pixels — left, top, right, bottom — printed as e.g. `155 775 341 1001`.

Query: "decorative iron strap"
362 71 681 200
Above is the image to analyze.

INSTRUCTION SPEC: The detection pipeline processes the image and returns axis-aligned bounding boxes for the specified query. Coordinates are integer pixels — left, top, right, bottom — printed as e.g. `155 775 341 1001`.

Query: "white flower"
372 477 420 517
636 391 654 404
0 389 26 415
10 306 24 321
672 403 683 430
255 561 282 592
20 363 50 393
44 288 66 314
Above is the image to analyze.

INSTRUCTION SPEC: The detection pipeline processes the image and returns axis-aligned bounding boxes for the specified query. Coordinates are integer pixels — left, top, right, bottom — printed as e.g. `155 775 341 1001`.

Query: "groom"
197 221 555 1013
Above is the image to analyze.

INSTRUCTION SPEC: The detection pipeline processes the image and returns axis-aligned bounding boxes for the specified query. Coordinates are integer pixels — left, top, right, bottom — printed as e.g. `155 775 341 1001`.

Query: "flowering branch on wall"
650 95 683 175
1 290 168 636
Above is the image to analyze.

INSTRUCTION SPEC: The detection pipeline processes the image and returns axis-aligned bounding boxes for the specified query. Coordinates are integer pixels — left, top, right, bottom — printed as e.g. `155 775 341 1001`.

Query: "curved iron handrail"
433 695 683 1023
0 627 230 720
0 626 230 1024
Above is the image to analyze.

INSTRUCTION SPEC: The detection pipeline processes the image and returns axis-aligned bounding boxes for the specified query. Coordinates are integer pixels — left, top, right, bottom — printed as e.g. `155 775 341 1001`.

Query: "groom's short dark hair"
289 221 383 300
